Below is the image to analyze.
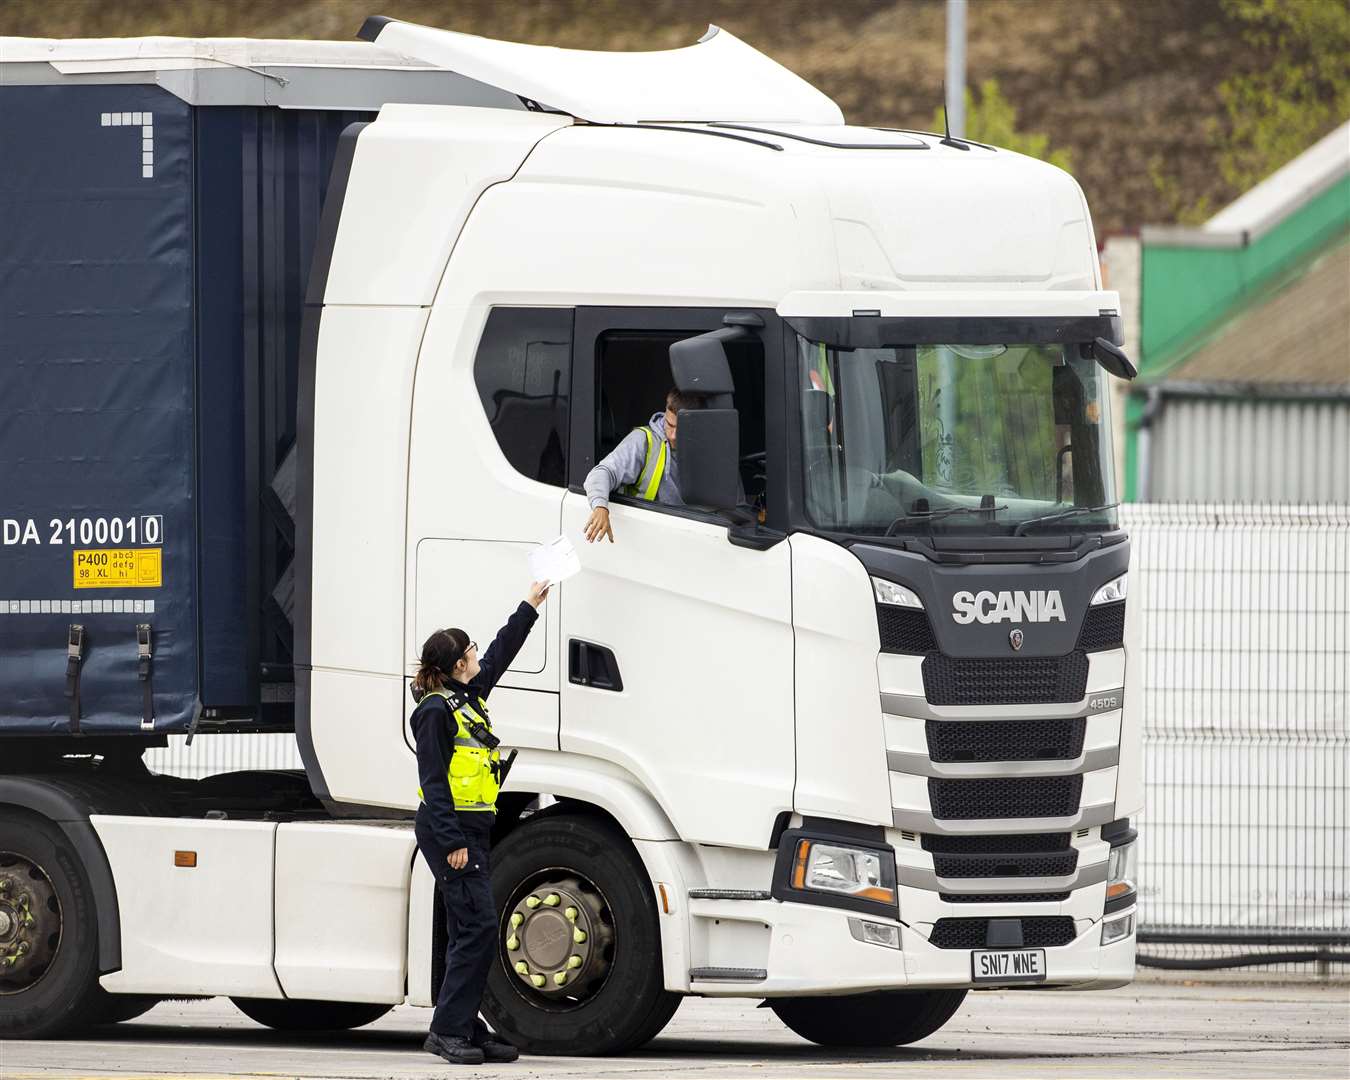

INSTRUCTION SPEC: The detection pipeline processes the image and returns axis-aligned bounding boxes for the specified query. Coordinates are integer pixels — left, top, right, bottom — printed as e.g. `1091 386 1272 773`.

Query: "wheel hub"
0 854 62 995
503 875 613 999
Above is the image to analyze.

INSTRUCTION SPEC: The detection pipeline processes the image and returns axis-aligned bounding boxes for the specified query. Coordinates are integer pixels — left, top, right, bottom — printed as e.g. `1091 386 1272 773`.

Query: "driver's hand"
585 506 614 544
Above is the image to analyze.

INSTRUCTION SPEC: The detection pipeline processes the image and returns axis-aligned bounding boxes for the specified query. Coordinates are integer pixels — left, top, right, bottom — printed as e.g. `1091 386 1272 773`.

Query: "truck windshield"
796 335 1117 536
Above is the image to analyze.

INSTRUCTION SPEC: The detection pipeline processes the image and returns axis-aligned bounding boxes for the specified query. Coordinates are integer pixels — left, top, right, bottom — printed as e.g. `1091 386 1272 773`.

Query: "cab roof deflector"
355 16 845 126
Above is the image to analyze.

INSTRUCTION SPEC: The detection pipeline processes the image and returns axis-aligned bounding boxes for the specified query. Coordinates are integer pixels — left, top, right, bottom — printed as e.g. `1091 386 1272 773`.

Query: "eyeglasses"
466 642 478 655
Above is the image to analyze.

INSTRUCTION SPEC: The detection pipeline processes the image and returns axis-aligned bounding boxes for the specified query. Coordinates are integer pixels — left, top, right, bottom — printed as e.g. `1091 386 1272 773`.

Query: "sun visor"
357 19 844 125
779 291 1125 348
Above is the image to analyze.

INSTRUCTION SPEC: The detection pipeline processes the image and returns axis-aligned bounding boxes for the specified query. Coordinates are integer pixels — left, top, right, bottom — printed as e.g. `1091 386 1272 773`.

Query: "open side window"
569 308 775 519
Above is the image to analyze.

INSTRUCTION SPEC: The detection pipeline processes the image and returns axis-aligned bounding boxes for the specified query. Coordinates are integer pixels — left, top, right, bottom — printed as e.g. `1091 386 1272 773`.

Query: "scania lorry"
0 19 1141 1052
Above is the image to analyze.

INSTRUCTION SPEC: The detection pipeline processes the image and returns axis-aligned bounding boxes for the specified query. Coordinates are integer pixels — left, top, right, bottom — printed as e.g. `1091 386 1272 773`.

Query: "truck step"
687 889 772 901
689 967 768 982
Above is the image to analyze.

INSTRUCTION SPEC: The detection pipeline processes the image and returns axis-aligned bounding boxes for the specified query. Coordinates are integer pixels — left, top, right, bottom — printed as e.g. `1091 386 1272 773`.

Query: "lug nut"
564 906 578 921
567 954 582 969
542 893 560 907
506 935 519 951
553 971 568 986
510 913 524 928
525 895 541 909
573 928 587 944
530 973 546 988
514 961 529 975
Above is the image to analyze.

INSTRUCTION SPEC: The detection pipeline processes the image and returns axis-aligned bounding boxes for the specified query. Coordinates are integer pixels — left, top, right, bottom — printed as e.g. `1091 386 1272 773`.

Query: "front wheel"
0 812 102 1039
231 998 392 1031
481 813 680 1055
770 988 967 1047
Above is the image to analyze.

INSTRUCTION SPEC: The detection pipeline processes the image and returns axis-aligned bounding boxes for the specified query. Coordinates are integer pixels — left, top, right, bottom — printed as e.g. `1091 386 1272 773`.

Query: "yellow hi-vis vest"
620 425 668 501
417 691 500 813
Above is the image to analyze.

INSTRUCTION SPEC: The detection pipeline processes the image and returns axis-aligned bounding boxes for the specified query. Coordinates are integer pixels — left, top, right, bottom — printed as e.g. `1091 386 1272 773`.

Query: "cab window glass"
473 307 573 487
597 328 766 513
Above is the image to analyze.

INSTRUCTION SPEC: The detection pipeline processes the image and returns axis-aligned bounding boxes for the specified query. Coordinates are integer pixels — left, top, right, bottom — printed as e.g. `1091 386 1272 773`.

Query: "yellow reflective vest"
417 691 500 813
620 425 668 501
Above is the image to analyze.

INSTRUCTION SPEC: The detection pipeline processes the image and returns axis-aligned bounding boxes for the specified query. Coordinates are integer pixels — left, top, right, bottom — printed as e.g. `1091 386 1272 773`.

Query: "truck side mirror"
677 409 740 511
670 329 738 403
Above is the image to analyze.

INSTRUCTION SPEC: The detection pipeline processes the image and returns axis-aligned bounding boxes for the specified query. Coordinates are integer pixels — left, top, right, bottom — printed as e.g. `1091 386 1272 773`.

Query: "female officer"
411 580 549 1066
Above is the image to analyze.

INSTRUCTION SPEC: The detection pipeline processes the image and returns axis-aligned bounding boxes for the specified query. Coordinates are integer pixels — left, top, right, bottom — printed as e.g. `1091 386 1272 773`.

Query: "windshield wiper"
1013 502 1119 536
885 502 1007 536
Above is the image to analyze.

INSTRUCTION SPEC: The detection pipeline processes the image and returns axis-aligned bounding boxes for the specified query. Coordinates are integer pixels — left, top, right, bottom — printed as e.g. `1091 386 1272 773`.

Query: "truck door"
559 308 794 849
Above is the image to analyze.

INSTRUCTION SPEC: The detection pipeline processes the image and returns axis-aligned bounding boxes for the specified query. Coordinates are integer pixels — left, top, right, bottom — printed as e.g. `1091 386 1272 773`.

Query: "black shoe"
475 1036 520 1063
424 1033 485 1065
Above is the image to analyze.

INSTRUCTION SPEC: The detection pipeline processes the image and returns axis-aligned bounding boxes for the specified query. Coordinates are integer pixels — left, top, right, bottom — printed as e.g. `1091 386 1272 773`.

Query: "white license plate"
971 948 1046 983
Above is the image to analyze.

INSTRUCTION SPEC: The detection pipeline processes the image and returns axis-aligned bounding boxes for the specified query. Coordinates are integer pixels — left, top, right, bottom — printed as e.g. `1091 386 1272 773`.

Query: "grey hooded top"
584 412 684 510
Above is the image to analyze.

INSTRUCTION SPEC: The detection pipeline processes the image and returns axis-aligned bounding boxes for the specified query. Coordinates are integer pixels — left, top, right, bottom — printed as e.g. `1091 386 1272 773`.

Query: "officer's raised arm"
474 582 550 696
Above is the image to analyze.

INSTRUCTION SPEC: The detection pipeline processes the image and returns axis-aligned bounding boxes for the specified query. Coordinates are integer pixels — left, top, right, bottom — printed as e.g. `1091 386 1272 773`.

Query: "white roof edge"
0 36 435 70
1203 119 1350 237
778 291 1122 319
365 20 844 125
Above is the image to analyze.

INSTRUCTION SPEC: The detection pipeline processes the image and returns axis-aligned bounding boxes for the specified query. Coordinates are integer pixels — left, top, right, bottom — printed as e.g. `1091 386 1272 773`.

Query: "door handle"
568 640 623 692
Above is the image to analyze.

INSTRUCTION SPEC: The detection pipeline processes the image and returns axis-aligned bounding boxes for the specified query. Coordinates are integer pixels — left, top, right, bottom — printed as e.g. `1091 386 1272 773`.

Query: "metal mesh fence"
1121 503 1350 971
145 503 1350 971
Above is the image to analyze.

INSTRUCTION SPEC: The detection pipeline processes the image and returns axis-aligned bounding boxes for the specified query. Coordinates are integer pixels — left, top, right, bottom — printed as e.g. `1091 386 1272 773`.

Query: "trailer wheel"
0 813 101 1039
481 813 680 1055
770 988 967 1047
231 998 393 1031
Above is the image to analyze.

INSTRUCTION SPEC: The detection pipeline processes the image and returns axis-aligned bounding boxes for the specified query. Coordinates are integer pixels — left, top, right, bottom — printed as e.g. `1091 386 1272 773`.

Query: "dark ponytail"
413 627 470 698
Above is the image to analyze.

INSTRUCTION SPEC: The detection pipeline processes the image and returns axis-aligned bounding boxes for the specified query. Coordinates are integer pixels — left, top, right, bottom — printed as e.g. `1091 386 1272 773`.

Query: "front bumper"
684 894 1137 996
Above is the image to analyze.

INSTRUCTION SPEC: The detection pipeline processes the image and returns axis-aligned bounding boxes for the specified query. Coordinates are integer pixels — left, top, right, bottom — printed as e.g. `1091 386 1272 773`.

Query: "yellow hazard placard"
72 548 162 589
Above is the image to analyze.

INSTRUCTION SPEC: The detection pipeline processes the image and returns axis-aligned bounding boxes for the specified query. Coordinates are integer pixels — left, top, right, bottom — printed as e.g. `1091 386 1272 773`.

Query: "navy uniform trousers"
416 809 497 1039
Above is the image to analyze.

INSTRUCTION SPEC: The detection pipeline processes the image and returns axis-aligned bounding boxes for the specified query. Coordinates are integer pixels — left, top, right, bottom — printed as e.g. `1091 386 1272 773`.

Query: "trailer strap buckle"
64 624 85 735
136 623 155 732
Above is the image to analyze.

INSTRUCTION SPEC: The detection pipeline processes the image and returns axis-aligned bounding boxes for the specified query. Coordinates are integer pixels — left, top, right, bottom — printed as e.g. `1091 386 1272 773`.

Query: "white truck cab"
0 20 1140 1053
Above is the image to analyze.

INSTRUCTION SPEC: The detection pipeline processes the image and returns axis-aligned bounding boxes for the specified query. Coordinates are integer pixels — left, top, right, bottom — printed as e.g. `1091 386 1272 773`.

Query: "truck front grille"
931 850 1079 878
923 832 1071 854
922 831 1078 879
925 717 1086 763
928 775 1083 820
1077 602 1126 651
877 606 938 654
940 892 1070 904
929 916 1078 949
921 653 1089 706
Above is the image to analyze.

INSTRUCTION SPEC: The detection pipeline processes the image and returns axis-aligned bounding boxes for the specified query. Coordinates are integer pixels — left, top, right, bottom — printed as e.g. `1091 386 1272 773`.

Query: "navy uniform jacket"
410 601 538 852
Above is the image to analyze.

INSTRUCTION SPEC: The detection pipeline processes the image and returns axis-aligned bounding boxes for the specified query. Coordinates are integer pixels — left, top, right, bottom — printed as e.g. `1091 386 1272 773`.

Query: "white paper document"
528 534 581 586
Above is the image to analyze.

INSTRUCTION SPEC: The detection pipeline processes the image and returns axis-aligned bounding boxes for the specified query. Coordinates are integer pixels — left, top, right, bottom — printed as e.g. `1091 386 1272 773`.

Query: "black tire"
0 811 102 1039
770 988 967 1047
89 989 160 1025
482 813 681 1055
230 998 393 1031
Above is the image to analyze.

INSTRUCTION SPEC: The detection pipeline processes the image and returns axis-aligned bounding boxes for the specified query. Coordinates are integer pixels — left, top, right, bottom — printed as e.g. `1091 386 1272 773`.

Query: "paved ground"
2 975 1347 1079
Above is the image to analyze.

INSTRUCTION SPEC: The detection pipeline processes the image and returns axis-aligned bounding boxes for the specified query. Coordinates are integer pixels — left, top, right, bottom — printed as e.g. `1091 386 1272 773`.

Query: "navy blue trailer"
0 44 517 743
0 82 368 737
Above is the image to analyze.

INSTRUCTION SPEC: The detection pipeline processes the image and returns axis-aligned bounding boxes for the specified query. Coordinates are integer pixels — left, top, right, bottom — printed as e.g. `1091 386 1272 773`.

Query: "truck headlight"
774 834 899 913
872 577 923 609
1090 573 1127 605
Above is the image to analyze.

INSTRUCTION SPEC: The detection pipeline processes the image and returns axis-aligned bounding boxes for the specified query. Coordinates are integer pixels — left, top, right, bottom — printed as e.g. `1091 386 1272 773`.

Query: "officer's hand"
526 581 551 609
447 847 468 870
585 506 614 544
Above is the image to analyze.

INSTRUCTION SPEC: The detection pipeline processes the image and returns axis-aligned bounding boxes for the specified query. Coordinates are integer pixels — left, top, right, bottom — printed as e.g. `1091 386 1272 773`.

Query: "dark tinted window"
474 307 573 486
